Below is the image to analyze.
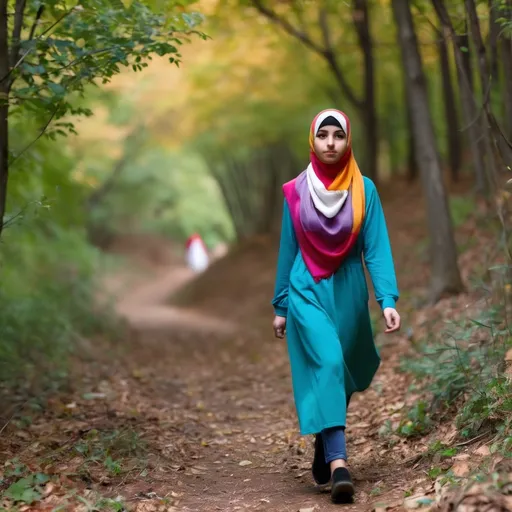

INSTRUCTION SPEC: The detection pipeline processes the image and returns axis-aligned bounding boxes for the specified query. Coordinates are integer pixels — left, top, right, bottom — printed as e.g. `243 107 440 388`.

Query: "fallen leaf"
298 507 318 512
474 445 491 457
441 426 458 444
43 482 55 497
451 460 471 477
239 460 252 466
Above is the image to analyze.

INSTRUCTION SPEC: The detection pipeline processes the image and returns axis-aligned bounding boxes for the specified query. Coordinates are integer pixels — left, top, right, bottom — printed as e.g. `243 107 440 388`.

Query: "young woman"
272 109 400 504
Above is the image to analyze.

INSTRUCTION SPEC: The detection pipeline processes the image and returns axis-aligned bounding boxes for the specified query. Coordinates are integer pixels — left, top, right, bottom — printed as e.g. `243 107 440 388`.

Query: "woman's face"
313 125 347 164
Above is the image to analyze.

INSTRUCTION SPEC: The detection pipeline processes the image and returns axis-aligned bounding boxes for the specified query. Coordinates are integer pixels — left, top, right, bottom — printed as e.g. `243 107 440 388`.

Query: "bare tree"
437 27 462 181
392 0 463 301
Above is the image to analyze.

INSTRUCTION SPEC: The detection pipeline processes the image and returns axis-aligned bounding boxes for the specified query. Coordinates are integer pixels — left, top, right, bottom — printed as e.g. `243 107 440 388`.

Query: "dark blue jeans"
322 427 347 463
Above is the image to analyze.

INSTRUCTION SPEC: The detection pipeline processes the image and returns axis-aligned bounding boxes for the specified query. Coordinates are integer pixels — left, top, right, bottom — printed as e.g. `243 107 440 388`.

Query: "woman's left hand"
383 308 401 333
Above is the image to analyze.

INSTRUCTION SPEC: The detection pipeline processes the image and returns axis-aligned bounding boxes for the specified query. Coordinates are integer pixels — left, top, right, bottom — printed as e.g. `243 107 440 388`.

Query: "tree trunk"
502 34 512 140
465 0 500 186
438 29 462 181
352 0 378 183
465 0 491 96
0 0 9 237
406 103 418 181
488 0 500 82
455 25 473 92
392 0 463 301
441 7 487 193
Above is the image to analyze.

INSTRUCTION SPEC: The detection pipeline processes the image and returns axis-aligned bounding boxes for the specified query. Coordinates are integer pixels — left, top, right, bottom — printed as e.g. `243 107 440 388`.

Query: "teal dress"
272 177 399 435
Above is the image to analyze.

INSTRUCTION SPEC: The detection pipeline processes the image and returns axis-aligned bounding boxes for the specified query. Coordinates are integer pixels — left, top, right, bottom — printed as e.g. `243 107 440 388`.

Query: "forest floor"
1 179 511 512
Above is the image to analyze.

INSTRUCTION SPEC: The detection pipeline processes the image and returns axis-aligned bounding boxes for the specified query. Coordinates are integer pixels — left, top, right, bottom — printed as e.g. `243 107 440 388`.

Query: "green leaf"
34 473 50 484
47 82 66 96
470 319 491 329
22 64 46 75
4 477 41 504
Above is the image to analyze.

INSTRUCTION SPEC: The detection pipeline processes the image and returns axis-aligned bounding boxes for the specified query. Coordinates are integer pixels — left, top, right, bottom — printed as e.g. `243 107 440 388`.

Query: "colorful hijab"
282 109 365 282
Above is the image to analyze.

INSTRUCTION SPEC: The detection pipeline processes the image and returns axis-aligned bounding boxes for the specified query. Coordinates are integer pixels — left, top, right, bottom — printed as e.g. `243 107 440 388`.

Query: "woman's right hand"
273 316 287 339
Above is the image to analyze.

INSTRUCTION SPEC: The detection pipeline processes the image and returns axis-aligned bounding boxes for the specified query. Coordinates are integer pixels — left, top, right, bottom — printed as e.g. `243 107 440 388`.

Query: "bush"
399 283 512 442
0 223 118 388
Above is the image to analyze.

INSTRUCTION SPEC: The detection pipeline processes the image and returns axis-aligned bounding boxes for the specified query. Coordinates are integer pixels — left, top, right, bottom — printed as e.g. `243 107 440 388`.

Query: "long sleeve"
272 200 299 317
362 180 399 311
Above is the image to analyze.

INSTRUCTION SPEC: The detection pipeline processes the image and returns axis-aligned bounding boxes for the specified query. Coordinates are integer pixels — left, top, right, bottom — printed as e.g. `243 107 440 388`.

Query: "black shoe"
331 467 355 503
311 434 330 485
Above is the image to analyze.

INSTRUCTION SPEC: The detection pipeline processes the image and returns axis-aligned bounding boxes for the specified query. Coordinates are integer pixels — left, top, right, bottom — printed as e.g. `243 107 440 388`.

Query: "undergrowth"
0 224 119 394
0 426 152 511
398 276 512 447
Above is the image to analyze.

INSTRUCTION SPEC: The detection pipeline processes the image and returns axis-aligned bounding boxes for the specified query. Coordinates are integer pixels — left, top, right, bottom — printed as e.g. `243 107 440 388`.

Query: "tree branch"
57 46 121 71
1 199 37 230
250 1 363 109
28 4 45 41
318 6 361 108
289 0 310 38
250 0 325 55
9 105 59 166
38 6 77 38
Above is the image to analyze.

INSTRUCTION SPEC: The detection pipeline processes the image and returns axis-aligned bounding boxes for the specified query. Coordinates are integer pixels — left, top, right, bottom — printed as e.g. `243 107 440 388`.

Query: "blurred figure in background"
185 233 210 273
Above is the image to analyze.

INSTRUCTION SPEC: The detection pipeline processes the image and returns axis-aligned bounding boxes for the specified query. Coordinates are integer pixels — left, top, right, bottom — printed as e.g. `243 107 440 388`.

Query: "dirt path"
86 243 427 512
108 264 237 335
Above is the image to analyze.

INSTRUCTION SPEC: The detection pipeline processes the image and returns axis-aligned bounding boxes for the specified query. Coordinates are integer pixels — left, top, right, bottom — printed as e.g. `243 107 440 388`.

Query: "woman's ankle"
329 458 348 472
